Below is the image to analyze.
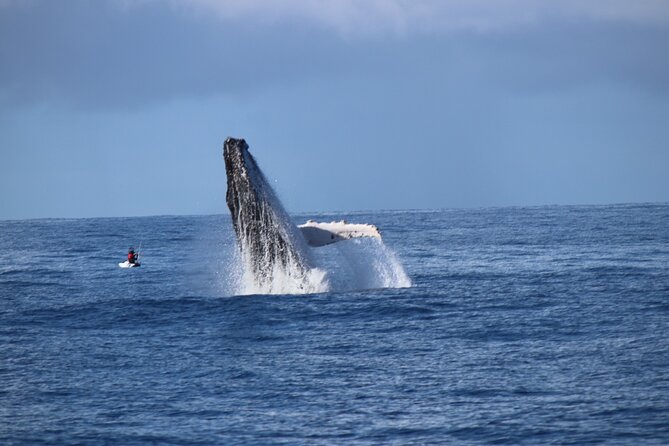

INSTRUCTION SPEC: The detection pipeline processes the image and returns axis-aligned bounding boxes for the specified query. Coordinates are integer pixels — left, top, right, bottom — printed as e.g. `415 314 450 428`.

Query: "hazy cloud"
4 1 669 37
0 0 667 111
138 0 669 35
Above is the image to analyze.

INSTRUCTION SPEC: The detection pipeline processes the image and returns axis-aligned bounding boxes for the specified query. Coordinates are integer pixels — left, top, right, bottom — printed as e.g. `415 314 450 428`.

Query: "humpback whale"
223 137 381 292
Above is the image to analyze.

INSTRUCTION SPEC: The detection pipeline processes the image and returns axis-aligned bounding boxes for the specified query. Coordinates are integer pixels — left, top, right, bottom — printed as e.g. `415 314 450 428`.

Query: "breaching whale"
223 137 381 292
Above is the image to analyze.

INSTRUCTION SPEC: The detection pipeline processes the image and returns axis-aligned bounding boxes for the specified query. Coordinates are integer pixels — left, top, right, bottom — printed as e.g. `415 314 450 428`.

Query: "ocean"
1 203 668 445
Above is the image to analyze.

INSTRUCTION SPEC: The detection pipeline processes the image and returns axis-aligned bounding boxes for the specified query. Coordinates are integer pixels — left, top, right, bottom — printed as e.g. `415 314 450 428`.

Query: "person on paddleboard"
128 247 138 264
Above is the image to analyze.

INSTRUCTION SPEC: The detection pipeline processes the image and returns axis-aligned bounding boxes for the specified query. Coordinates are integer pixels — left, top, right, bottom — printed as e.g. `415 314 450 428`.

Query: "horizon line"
1 201 667 223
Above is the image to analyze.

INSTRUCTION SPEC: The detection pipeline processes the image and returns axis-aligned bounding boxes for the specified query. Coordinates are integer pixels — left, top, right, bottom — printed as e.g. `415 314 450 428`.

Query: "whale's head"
224 137 270 255
224 137 257 221
223 137 252 185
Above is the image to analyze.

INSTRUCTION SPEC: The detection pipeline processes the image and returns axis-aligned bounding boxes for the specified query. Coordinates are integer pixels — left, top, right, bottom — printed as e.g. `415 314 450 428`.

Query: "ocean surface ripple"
1 204 668 445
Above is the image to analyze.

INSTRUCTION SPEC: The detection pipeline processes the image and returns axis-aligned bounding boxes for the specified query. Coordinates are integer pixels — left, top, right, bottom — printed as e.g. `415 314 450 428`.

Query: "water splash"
312 237 412 292
230 234 410 295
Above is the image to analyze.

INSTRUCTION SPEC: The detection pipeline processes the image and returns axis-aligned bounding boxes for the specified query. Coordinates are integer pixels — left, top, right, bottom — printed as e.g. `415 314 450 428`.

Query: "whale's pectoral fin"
298 220 382 247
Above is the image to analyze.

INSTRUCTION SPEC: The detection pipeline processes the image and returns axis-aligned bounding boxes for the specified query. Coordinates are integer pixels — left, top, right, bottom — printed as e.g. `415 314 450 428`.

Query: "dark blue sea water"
1 204 668 445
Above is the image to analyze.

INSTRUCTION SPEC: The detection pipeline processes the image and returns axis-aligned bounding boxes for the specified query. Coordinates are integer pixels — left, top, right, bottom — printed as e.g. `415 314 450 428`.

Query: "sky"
1 0 668 219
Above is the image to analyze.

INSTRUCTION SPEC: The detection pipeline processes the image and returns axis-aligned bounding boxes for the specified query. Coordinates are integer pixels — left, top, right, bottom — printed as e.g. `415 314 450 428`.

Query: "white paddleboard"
119 261 141 268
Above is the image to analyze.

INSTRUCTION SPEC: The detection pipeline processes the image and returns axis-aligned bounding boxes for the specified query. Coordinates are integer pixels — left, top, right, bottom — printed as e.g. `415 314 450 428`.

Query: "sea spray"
231 236 410 295
311 237 412 292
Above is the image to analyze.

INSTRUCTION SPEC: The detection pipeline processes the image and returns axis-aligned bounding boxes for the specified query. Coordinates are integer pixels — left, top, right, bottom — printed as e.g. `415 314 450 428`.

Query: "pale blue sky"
1 0 668 219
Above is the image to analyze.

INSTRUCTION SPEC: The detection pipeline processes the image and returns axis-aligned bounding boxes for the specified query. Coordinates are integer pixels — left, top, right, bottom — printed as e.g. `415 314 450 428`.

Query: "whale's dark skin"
223 137 309 285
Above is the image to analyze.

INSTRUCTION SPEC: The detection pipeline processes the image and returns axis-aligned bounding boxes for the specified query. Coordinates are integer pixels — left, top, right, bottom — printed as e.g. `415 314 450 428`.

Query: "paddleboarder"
127 247 138 265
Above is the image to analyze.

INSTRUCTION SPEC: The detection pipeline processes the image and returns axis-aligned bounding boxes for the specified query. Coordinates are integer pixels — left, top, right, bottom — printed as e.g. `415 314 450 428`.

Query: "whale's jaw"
223 137 310 292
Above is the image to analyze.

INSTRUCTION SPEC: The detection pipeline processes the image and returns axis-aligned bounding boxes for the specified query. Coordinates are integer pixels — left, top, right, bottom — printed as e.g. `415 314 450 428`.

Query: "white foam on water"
313 237 412 292
237 252 330 295
229 235 411 295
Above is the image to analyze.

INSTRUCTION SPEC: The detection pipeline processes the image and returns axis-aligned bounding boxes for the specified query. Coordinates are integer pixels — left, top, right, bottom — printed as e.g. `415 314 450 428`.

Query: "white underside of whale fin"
298 220 382 247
